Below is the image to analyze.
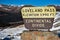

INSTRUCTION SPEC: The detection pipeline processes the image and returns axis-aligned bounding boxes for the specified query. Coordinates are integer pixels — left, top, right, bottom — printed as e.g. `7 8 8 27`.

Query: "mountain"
0 4 34 27
0 4 23 27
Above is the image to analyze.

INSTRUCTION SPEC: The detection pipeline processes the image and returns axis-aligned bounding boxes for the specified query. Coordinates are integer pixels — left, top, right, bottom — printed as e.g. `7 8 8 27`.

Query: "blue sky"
0 0 60 6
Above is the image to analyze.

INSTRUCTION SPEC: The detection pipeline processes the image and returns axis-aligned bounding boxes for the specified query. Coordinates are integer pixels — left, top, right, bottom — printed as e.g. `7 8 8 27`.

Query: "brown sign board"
21 7 56 30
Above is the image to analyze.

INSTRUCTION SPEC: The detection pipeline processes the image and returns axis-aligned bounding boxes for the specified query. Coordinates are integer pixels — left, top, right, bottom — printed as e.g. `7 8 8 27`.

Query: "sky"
0 0 60 6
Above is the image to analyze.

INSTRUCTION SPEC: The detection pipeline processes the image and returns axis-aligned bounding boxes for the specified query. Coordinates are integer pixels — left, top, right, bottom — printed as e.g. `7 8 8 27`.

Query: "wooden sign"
21 7 56 30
